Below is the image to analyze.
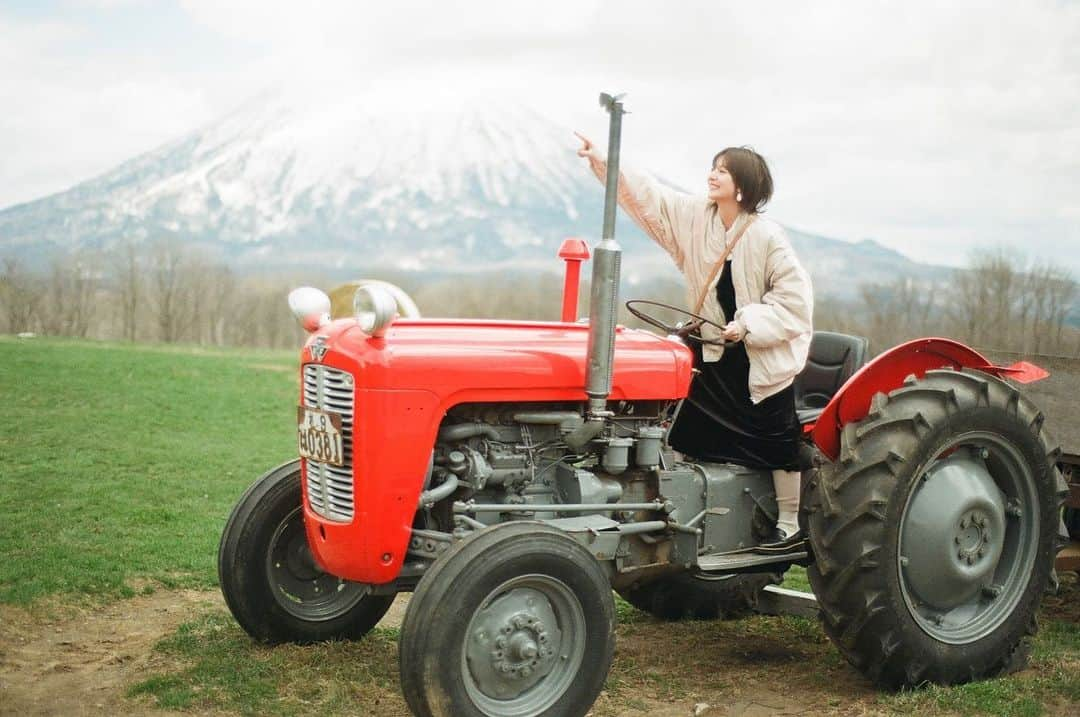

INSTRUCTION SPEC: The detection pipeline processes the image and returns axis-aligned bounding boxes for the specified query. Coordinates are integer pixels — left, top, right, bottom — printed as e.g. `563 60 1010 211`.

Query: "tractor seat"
794 331 870 425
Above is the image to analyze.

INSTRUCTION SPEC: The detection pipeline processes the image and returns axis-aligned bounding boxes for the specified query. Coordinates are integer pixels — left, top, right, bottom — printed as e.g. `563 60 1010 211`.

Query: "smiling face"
708 147 774 213
707 157 737 203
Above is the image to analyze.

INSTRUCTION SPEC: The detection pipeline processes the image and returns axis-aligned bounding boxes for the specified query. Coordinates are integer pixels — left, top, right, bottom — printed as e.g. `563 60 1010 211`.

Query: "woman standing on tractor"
577 134 814 546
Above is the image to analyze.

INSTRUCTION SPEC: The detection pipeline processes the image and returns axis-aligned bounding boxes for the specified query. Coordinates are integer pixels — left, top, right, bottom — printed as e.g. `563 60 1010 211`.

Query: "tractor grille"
302 364 355 522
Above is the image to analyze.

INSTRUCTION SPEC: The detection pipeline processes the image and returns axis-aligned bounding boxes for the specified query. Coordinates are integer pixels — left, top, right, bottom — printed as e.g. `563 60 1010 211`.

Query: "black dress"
667 260 801 471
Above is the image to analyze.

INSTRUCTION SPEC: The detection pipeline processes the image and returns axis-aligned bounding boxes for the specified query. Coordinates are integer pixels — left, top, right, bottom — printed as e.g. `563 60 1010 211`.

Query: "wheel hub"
466 587 565 701
901 450 1006 611
955 510 992 564
897 432 1041 645
285 532 322 581
487 613 555 681
265 507 370 620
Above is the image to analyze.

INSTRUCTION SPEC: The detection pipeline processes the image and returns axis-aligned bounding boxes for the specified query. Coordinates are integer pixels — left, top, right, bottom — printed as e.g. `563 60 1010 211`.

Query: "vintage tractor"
218 94 1068 717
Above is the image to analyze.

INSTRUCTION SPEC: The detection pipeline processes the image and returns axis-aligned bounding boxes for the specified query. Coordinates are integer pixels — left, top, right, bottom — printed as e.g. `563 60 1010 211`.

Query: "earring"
736 190 743 203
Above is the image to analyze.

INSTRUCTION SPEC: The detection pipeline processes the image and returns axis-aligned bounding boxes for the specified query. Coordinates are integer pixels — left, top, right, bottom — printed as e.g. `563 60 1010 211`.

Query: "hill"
0 92 948 301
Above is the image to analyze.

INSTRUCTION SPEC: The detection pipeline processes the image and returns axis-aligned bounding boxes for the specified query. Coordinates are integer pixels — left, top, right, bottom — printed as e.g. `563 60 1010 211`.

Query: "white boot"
772 468 801 539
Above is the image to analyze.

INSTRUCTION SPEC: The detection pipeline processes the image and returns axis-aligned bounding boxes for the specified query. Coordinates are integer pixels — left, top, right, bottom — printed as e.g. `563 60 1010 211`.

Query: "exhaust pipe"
585 92 626 415
585 239 621 411
569 92 626 450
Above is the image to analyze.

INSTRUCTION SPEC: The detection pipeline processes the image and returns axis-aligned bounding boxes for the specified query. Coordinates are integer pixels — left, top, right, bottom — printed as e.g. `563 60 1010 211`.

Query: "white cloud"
0 15 217 206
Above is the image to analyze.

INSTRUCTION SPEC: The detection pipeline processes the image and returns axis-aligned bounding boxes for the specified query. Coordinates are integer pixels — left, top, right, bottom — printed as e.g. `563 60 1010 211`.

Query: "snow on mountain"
0 90 946 297
0 91 645 268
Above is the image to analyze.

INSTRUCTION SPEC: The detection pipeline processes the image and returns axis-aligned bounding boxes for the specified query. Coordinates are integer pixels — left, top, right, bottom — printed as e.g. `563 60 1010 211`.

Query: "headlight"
353 285 398 337
287 287 331 333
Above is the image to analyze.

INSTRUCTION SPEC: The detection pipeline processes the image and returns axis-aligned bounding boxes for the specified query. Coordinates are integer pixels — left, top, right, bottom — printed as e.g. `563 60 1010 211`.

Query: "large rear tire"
399 522 615 717
617 571 781 621
218 460 395 644
803 369 1067 687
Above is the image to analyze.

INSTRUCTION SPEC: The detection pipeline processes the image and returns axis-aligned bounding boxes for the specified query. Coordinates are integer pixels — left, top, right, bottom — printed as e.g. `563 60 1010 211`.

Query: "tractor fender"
811 337 1048 461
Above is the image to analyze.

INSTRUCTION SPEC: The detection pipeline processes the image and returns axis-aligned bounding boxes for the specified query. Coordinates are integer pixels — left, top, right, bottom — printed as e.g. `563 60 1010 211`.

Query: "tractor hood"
302 317 693 406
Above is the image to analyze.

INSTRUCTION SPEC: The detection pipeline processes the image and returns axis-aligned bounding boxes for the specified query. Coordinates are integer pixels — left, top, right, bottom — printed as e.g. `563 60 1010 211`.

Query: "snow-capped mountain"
0 91 652 268
0 91 947 295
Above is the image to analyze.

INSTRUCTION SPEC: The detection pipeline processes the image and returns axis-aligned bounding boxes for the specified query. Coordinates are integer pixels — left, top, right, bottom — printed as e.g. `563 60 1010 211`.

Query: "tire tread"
803 368 1065 687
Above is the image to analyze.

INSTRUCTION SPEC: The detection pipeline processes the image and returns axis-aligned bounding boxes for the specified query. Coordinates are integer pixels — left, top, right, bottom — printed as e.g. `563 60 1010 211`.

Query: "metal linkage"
408 528 454 559
453 500 667 514
614 520 668 535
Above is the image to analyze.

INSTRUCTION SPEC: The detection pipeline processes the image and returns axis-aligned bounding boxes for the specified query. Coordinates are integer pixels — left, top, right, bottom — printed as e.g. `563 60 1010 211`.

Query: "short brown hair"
712 147 773 213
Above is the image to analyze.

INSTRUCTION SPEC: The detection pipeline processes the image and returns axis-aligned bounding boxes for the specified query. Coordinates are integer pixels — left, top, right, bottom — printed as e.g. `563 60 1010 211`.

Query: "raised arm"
576 132 703 271
733 231 813 348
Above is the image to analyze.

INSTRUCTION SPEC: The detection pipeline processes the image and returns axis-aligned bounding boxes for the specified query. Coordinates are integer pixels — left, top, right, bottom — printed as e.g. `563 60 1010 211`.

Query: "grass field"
1 336 1077 716
0 336 298 604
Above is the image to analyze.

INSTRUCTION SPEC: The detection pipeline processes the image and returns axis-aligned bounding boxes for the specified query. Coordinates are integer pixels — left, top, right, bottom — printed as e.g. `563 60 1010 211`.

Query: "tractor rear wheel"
803 369 1067 688
399 522 615 717
218 460 394 644
617 571 781 621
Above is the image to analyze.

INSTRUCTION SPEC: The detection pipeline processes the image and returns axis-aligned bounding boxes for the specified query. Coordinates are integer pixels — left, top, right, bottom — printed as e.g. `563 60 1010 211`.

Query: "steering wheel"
624 300 739 346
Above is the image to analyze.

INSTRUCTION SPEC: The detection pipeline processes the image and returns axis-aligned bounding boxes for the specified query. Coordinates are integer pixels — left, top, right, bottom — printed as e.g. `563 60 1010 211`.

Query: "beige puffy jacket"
588 157 814 404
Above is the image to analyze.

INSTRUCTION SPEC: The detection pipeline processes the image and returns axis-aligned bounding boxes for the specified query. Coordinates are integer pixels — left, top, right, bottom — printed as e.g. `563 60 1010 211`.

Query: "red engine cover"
300 318 693 583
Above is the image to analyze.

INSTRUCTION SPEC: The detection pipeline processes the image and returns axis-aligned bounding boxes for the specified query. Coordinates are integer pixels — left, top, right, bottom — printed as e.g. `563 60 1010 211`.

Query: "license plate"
297 406 345 467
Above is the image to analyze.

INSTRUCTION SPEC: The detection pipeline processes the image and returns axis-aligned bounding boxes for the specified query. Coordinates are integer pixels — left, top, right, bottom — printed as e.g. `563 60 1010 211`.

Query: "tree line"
815 250 1078 357
1 240 1077 357
1 241 307 349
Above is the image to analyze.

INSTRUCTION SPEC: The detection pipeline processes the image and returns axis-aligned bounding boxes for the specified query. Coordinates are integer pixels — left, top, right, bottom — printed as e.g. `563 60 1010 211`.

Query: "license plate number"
297 406 345 467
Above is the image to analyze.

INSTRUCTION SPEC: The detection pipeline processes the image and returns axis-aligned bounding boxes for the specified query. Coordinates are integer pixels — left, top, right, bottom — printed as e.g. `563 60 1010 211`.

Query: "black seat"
794 331 870 425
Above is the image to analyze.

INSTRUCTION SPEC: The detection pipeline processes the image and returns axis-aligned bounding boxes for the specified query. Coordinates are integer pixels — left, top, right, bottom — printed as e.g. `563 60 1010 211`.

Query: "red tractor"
219 95 1068 717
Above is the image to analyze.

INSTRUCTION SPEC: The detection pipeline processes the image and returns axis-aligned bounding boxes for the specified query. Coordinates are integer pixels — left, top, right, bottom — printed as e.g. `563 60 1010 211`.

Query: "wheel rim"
898 431 1039 644
463 574 587 716
265 506 370 620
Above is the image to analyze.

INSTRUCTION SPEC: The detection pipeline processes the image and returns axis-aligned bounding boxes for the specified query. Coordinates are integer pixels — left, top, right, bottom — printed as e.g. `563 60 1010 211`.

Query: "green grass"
6 336 1079 716
0 336 298 604
878 638 1080 716
782 564 811 592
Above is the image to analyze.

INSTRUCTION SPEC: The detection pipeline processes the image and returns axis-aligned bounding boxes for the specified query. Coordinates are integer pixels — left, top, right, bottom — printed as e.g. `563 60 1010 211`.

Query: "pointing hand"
574 131 599 160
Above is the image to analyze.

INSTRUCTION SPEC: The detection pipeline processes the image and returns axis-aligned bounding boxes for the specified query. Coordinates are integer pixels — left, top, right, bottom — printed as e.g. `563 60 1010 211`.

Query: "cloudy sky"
2 0 1078 272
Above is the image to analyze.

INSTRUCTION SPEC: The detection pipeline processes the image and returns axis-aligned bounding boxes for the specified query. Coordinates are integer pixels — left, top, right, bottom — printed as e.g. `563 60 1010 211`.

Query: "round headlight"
353 285 398 337
287 286 331 333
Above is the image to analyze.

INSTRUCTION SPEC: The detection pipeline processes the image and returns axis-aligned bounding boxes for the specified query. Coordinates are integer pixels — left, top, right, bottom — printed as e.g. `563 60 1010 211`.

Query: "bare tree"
147 239 199 342
115 241 143 342
944 249 1077 355
0 257 44 334
200 264 236 346
39 252 99 338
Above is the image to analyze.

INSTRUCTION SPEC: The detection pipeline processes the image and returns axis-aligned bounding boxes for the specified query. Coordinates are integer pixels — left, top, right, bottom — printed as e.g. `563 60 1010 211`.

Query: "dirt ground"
0 590 224 716
0 589 819 717
2 579 1077 717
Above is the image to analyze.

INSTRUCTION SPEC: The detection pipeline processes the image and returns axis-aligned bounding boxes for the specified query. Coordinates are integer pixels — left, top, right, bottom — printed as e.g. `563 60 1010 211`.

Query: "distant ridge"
0 91 949 300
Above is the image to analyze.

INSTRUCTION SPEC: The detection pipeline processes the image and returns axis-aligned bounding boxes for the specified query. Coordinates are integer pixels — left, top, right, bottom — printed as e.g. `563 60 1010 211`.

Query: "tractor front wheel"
218 460 394 644
399 522 615 717
804 369 1067 687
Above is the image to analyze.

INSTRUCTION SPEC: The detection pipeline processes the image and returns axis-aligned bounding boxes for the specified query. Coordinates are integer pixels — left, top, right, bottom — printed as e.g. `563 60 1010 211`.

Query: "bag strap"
693 214 756 314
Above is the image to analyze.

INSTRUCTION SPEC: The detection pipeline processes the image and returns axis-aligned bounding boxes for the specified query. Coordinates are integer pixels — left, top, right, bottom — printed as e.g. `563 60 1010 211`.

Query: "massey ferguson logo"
310 336 329 362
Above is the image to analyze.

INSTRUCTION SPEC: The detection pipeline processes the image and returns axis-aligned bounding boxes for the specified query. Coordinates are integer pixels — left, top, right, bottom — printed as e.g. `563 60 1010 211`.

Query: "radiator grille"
302 364 355 522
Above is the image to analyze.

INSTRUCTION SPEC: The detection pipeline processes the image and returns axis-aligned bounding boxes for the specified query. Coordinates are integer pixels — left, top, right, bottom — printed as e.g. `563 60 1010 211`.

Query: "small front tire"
218 460 394 644
399 522 615 717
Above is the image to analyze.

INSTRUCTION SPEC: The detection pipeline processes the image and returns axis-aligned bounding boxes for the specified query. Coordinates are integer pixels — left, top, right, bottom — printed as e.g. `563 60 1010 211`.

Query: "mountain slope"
0 92 947 298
